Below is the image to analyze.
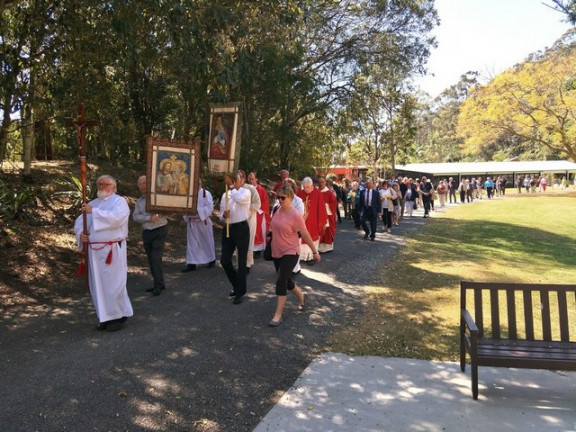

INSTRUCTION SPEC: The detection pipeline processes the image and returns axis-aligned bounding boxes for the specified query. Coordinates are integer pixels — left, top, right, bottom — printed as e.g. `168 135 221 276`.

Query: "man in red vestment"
272 169 290 197
297 177 328 263
318 176 337 253
248 172 270 255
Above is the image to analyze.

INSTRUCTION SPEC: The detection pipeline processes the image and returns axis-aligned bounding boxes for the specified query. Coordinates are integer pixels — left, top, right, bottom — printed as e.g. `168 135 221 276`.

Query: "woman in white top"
379 180 397 233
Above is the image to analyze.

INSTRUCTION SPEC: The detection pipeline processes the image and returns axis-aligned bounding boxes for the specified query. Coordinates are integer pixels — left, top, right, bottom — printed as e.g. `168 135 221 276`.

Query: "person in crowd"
404 178 418 216
539 175 548 192
420 176 434 218
379 180 396 233
182 179 216 272
238 169 261 273
429 179 435 210
272 169 290 196
391 183 401 226
448 177 457 203
74 175 133 332
267 186 321 327
219 172 251 304
415 178 423 208
524 175 531 192
332 179 343 223
297 177 328 264
359 179 381 240
500 176 507 195
530 176 537 193
458 178 467 203
248 172 270 258
341 179 352 220
517 176 523 193
436 179 447 208
466 178 474 203
347 181 362 229
133 175 168 296
475 177 483 200
281 178 305 274
495 177 502 197
318 176 337 253
398 177 408 219
484 176 494 199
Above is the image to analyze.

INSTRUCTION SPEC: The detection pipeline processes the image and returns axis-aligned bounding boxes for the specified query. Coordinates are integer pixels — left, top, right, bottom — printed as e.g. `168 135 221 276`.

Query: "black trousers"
221 220 249 297
142 225 168 290
273 254 299 295
361 208 378 239
449 190 457 203
351 207 361 229
422 196 431 215
381 208 392 229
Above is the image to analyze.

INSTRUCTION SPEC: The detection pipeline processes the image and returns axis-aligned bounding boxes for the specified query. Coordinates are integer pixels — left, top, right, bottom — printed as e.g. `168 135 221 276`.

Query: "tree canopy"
0 0 438 178
457 30 576 161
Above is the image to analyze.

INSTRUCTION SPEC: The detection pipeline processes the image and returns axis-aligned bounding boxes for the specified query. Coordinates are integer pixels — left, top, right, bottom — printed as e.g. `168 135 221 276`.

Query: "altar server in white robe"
74 175 133 332
182 181 216 272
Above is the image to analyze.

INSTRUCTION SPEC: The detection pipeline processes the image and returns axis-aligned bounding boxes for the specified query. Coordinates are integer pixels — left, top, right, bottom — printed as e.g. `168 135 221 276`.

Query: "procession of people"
77 168 506 331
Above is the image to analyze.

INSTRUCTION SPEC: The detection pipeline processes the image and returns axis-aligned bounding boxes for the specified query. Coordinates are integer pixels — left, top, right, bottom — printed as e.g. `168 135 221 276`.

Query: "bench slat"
523 289 535 340
474 289 484 338
506 290 517 339
490 289 501 339
541 290 552 341
558 290 569 342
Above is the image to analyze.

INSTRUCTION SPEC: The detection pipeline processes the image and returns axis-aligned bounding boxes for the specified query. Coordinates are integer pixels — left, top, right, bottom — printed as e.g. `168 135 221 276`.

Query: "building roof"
396 160 576 176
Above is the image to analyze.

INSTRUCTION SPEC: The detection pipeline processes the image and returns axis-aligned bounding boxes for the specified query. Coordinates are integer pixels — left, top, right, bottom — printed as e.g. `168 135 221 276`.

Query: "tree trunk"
0 96 12 167
22 103 34 175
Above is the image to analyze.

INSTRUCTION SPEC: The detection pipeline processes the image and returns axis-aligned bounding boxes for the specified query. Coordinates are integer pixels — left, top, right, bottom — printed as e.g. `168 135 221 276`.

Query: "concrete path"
254 353 576 432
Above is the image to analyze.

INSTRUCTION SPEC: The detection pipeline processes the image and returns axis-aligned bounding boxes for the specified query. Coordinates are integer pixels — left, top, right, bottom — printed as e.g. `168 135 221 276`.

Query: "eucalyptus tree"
415 72 479 163
548 0 576 24
457 30 576 162
0 0 63 171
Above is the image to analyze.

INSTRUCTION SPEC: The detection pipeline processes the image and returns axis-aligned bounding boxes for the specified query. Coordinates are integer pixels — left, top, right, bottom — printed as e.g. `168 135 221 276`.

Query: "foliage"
457 29 576 162
52 174 95 207
0 179 46 222
0 0 438 178
415 72 479 162
548 0 576 24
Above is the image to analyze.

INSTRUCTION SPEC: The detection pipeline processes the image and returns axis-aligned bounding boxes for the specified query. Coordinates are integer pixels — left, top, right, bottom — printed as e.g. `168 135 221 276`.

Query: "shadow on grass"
328 216 576 362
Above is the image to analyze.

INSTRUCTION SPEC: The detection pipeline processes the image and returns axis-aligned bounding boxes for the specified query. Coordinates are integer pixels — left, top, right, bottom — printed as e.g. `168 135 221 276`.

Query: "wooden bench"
460 280 576 399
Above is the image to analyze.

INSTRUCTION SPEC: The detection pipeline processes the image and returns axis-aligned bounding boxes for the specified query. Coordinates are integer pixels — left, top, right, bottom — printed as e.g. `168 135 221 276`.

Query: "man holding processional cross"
69 105 133 332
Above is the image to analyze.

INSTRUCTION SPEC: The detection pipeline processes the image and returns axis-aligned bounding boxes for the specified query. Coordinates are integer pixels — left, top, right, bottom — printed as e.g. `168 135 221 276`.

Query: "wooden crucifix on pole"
66 104 99 290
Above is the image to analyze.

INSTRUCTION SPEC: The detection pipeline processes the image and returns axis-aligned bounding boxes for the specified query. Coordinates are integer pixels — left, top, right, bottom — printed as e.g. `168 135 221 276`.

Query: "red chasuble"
297 187 328 242
253 184 271 249
319 187 337 246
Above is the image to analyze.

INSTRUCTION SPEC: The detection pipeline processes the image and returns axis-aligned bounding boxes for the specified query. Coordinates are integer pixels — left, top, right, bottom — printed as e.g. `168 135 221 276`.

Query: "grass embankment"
327 193 576 360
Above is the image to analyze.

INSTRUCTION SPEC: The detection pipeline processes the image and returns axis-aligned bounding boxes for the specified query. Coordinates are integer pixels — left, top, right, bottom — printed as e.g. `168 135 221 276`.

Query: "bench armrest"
461 308 479 334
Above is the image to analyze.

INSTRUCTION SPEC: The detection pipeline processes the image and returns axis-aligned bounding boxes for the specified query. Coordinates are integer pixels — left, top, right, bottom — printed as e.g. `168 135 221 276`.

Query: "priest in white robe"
74 175 133 332
182 182 216 272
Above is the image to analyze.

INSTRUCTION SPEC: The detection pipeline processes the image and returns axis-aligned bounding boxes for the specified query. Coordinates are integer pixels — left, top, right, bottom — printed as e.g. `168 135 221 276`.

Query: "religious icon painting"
146 137 201 214
207 102 242 174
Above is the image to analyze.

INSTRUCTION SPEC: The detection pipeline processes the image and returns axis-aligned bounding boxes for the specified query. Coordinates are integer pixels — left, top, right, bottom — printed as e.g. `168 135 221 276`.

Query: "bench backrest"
461 281 576 342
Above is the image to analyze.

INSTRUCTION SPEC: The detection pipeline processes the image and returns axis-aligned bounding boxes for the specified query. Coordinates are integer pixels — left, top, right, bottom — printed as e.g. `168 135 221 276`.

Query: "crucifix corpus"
66 104 99 290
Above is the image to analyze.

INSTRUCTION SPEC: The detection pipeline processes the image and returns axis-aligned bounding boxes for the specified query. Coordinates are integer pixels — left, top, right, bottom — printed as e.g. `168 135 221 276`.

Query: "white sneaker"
387 228 391 233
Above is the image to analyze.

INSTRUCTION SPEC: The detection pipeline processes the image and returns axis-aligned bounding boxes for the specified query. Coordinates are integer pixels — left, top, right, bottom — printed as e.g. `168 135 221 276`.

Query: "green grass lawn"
326 193 576 360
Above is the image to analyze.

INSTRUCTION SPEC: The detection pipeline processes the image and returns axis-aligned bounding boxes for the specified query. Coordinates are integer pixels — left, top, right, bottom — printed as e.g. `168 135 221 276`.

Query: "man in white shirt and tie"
219 171 252 304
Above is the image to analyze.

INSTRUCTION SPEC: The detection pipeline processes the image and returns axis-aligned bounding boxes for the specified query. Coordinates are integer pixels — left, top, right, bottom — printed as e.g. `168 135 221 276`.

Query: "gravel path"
0 209 431 432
